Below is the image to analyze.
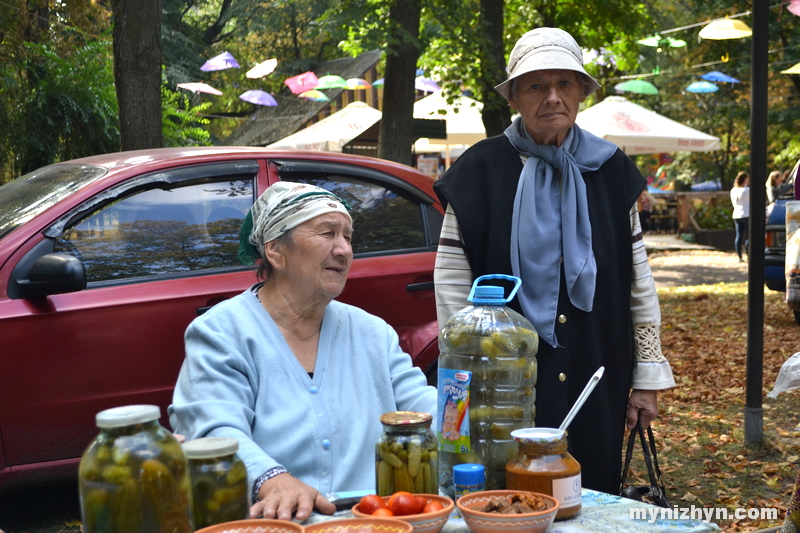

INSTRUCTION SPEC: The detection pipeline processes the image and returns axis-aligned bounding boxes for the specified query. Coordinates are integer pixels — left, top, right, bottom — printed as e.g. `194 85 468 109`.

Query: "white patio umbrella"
413 91 486 167
266 101 381 152
575 96 720 154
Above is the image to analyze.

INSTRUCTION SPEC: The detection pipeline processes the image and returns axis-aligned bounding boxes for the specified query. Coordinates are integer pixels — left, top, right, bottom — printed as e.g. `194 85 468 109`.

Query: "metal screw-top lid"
453 463 485 485
379 411 433 427
95 404 160 429
183 437 239 459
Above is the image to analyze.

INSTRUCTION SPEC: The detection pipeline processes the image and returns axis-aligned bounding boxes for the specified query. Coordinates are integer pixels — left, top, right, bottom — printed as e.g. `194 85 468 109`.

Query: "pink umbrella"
285 72 319 94
177 82 223 95
200 52 240 71
240 90 278 106
246 59 278 79
415 76 440 92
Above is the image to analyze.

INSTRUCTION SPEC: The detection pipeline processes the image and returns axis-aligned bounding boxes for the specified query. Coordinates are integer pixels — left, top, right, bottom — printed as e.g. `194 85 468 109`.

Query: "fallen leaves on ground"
636 281 800 531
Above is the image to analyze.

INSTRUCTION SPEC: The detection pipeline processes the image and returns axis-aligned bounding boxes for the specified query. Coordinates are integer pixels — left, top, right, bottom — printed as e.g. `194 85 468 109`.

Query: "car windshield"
0 164 107 240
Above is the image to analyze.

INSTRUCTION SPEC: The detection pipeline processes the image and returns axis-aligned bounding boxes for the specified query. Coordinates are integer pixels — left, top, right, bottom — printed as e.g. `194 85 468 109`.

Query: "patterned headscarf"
238 182 351 265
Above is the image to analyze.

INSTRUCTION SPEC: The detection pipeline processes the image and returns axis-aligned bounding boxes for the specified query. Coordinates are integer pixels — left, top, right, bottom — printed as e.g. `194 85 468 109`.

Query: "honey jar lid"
96 404 160 428
183 436 239 459
379 411 433 426
511 427 566 443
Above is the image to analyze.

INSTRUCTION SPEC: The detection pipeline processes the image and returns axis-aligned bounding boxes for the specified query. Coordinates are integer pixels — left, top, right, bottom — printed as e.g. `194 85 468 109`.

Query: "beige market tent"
267 101 381 152
413 91 486 167
575 96 720 154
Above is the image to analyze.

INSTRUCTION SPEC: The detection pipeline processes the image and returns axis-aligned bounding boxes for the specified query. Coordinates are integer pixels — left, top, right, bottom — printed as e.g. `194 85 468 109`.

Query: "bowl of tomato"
352 492 453 533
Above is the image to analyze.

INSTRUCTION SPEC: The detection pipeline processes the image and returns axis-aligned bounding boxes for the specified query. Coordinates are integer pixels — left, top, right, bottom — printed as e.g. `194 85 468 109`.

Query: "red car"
0 147 443 491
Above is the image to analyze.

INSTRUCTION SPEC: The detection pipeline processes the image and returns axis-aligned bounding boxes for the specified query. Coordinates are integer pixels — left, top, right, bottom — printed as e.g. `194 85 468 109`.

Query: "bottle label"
437 369 471 453
552 474 582 508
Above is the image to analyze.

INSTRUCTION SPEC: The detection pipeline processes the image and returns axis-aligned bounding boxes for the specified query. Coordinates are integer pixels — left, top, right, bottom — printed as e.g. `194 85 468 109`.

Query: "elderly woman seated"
170 182 436 521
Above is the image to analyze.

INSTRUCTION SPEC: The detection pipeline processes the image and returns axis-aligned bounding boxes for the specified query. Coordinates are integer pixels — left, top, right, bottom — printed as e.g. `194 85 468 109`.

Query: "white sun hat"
495 27 601 100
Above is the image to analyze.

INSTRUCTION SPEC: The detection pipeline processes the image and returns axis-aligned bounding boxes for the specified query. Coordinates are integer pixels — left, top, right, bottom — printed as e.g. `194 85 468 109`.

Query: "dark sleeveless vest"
434 134 646 494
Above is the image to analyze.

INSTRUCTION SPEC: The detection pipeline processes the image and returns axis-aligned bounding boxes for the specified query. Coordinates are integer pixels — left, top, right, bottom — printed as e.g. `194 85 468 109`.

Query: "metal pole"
744 0 769 444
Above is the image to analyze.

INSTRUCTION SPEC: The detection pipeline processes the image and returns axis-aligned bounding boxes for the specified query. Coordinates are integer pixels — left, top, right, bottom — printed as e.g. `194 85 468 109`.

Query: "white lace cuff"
632 323 676 389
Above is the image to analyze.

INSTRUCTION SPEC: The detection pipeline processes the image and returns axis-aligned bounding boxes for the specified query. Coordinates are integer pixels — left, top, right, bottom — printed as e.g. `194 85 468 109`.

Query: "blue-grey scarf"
505 117 617 348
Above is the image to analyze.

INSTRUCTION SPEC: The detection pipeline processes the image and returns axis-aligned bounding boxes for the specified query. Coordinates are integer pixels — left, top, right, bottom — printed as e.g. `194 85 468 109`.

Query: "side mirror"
16 253 86 299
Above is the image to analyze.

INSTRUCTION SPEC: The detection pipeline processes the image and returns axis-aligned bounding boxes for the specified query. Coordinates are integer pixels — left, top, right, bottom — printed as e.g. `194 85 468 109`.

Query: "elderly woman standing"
433 28 675 495
170 182 436 521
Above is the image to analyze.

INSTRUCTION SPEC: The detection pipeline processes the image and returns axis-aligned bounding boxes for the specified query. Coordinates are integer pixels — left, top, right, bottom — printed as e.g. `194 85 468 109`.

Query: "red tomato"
391 493 424 516
358 494 387 515
387 491 412 510
415 496 428 513
373 508 395 517
423 500 445 514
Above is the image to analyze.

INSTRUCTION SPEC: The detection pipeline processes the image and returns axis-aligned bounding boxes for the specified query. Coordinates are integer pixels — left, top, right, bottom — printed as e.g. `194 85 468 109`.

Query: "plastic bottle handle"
469 274 522 304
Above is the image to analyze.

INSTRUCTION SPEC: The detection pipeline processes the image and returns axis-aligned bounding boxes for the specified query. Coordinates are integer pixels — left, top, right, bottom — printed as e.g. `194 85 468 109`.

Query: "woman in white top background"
731 171 750 263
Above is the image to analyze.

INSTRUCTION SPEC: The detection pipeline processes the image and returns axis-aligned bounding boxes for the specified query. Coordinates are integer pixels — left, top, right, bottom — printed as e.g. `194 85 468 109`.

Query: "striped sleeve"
630 205 676 390
434 205 473 329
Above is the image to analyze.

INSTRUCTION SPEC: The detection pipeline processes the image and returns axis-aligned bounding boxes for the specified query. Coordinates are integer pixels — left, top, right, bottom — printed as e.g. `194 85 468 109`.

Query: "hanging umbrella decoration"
177 82 223 95
345 78 372 89
698 17 752 39
701 71 740 84
614 79 659 95
315 75 348 89
299 90 330 102
685 81 719 94
637 34 687 52
782 62 800 75
372 78 385 87
200 51 240 71
789 0 800 16
285 71 319 94
239 90 278 106
246 59 278 79
415 76 440 92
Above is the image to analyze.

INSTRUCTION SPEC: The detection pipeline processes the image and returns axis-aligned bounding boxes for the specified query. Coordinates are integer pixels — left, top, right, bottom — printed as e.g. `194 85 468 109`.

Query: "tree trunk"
111 0 163 151
477 0 511 138
377 0 421 167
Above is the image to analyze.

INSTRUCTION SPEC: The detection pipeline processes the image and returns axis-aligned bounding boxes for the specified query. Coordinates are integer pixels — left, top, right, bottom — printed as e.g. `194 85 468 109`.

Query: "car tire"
425 359 438 388
795 310 800 327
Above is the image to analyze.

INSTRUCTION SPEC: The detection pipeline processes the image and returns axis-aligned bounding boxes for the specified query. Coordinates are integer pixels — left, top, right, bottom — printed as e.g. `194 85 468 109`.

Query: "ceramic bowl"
352 494 454 533
194 519 305 533
305 518 413 533
455 490 559 533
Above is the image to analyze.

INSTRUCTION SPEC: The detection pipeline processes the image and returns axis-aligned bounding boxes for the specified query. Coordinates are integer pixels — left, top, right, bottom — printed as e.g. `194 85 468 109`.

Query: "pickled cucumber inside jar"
183 436 250 529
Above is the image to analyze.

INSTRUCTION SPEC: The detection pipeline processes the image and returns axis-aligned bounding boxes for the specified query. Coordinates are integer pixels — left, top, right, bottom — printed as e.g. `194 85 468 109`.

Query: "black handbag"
619 422 671 508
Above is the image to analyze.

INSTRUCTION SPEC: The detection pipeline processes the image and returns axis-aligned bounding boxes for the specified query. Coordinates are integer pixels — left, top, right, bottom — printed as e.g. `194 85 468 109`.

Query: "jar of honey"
505 428 581 520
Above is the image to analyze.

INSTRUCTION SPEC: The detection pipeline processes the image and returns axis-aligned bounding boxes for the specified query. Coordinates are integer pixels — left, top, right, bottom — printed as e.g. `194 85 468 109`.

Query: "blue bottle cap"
453 463 485 485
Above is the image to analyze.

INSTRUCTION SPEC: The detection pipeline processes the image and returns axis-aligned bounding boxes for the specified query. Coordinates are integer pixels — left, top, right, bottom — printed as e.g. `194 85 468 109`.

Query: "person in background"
767 170 785 204
432 27 675 495
637 189 658 234
170 182 436 521
731 171 750 263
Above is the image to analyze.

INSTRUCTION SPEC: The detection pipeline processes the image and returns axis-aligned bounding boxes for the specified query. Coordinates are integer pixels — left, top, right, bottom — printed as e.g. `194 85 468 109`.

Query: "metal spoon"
558 366 605 431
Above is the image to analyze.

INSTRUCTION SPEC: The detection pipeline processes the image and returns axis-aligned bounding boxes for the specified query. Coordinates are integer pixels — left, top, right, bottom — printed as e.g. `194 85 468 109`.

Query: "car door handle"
406 281 434 291
197 306 213 315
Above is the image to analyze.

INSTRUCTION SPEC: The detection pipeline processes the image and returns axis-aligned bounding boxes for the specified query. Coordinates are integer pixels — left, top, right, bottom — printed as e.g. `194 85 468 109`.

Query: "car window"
54 179 252 282
282 172 428 255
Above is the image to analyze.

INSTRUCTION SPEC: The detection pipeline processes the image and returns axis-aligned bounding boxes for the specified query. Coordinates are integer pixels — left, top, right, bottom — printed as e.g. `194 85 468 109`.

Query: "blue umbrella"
701 71 740 84
200 51 240 72
239 90 277 106
686 81 719 93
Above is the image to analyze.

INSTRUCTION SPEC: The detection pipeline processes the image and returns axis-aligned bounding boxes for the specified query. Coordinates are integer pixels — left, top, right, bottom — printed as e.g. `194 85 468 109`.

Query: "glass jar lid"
511 427 566 443
379 411 432 426
183 437 239 459
95 404 161 428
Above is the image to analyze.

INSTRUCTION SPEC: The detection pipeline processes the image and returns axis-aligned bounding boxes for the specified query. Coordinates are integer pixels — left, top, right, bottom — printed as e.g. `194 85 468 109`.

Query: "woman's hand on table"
250 472 337 521
626 389 659 430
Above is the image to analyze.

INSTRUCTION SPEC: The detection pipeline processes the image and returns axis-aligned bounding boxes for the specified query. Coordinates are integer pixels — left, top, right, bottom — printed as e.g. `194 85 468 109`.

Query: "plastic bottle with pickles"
437 275 538 495
78 404 193 533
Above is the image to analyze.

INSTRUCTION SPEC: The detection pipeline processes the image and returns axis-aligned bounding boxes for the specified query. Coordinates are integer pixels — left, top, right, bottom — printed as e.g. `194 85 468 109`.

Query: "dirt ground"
0 249 765 533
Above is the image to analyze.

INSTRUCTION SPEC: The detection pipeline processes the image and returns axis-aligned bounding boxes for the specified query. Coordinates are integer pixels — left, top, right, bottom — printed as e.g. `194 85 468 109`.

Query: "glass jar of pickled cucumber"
437 275 538 495
78 404 193 533
183 437 250 529
376 411 438 496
